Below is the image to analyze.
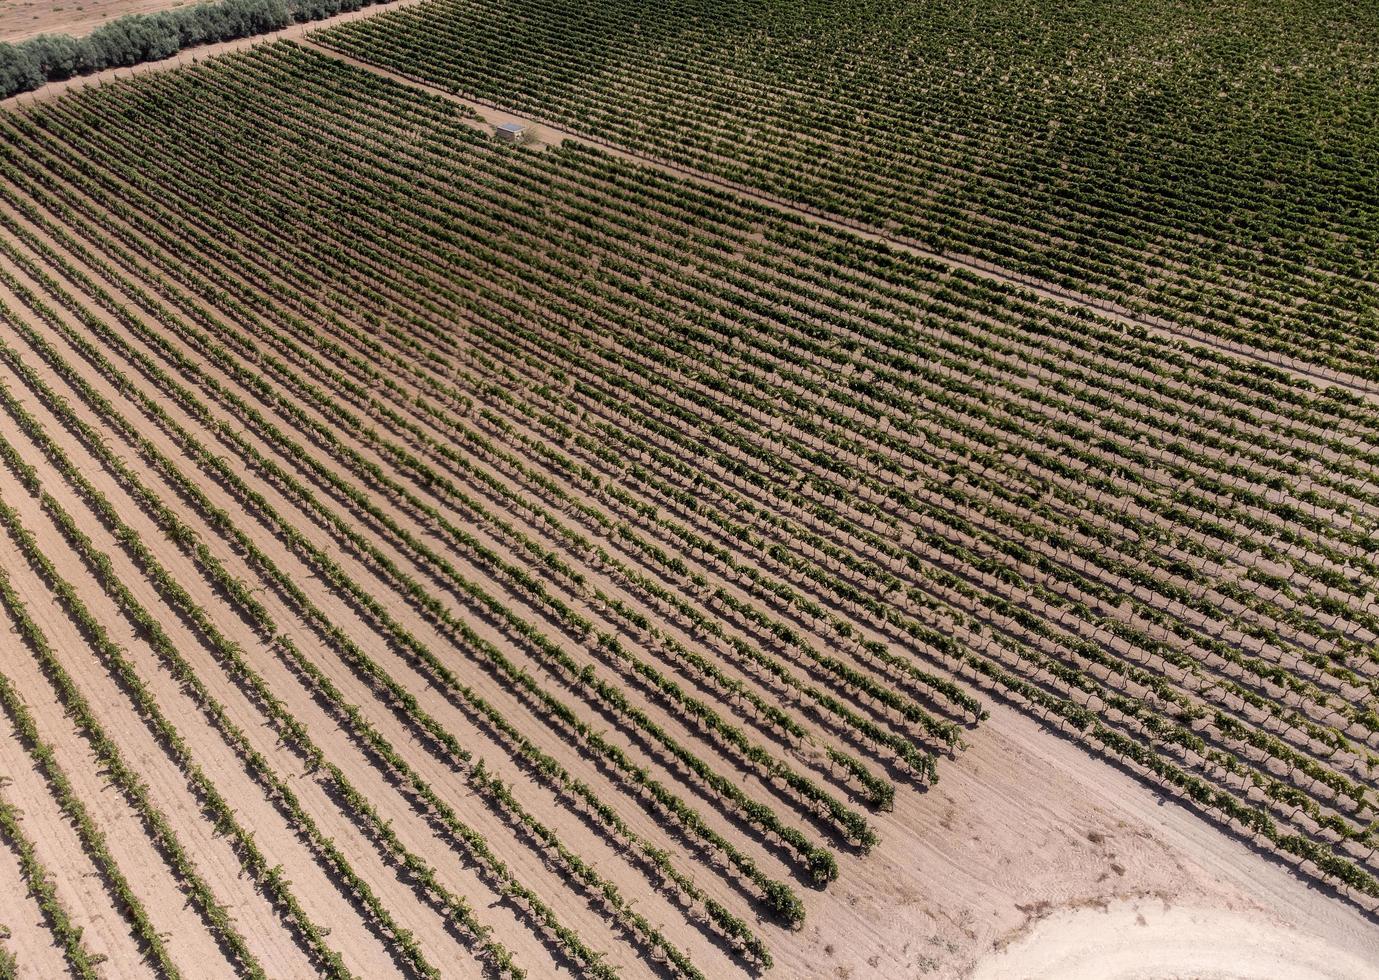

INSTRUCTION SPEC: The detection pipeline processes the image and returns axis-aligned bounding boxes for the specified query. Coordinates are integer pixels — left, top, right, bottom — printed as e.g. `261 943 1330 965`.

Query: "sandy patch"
971 901 1379 980
0 0 192 44
778 697 1379 979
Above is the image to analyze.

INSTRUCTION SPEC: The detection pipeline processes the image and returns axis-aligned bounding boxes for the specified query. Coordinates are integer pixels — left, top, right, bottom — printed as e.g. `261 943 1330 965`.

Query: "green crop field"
318 0 1379 380
0 2 1375 977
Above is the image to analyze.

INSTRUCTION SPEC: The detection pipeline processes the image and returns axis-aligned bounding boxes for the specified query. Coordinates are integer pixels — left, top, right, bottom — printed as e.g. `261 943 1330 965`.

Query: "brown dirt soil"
0 0 192 44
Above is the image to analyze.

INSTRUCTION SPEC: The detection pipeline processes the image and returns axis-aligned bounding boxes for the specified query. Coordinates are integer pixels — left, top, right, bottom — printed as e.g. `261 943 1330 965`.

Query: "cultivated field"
0 3 1376 979
316 0 1379 384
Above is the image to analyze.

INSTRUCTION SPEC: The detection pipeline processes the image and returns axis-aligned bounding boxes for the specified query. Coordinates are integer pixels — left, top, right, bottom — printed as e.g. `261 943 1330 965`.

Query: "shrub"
0 0 384 99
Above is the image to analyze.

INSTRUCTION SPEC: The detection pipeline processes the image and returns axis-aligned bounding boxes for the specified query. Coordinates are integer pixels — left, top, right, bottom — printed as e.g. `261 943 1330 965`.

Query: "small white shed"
495 122 527 143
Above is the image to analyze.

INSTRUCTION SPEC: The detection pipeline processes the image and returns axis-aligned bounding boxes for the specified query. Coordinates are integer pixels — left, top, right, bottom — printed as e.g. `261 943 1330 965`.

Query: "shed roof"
496 122 527 134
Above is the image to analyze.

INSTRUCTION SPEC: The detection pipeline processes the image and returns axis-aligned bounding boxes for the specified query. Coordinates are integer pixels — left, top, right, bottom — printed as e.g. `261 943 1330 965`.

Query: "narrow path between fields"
1 0 1371 404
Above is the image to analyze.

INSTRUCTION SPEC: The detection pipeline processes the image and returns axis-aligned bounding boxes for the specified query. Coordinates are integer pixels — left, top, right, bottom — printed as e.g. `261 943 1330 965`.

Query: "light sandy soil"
0 0 191 43
0 706 149 977
0 825 73 979
783 698 1379 979
971 901 1379 980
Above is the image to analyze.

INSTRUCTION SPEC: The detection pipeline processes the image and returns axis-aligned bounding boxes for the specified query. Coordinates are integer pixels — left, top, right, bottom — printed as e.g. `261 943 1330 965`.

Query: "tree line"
0 0 396 98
